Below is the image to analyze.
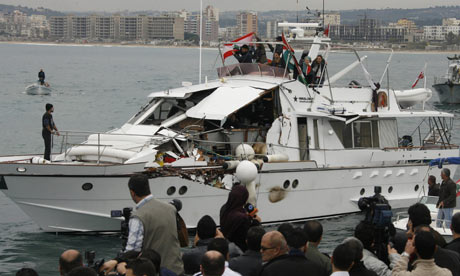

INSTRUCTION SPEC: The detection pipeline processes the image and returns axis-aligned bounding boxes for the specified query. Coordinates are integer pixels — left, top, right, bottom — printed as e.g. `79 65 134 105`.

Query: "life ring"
377 91 388 107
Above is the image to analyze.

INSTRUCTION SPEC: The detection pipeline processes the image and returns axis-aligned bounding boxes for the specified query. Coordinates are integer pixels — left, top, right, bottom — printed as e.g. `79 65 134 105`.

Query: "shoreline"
0 40 458 55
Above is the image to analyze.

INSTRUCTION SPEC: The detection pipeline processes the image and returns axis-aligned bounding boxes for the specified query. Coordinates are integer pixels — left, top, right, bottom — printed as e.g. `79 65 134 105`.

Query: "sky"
3 0 460 12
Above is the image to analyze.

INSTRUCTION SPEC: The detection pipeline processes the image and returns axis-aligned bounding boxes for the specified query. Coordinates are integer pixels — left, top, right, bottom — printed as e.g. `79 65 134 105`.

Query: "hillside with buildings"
0 4 459 50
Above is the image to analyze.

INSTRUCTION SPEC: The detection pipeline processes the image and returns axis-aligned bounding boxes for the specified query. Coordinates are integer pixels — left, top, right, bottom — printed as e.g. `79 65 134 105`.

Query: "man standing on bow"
42 103 59 161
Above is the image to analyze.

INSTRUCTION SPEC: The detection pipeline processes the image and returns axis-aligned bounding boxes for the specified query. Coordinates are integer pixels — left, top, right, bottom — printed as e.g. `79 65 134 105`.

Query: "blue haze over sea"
0 43 459 275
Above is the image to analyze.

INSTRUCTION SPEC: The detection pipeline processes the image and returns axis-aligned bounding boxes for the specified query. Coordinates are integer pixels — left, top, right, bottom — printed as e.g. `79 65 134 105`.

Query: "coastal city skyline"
1 0 460 12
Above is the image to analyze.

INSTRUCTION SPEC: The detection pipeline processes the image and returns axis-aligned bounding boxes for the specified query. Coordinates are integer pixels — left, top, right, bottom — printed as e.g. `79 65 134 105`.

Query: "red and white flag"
223 32 255 60
411 71 425 89
324 24 330 37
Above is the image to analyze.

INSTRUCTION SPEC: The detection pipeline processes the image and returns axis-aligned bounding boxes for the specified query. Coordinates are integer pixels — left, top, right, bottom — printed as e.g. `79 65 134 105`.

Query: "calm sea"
0 43 459 275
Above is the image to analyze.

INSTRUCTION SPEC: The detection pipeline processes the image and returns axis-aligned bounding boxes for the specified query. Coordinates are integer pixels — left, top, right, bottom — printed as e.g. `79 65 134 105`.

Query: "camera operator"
100 174 184 275
354 222 399 276
356 187 398 276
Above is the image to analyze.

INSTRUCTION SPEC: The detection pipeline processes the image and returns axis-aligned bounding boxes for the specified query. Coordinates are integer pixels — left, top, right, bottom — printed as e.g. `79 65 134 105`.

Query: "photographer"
101 174 183 275
354 222 399 276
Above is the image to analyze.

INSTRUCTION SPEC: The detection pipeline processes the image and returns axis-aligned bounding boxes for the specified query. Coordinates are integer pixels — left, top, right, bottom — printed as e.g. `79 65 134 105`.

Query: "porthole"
179 186 188 195
16 167 26 172
414 185 419 192
283 180 290 189
167 186 176 196
292 179 299 189
360 188 365 195
82 183 93 191
388 186 393 193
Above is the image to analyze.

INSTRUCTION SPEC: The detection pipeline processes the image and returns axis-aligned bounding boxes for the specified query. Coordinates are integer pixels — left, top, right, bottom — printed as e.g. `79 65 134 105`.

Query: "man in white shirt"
331 243 354 276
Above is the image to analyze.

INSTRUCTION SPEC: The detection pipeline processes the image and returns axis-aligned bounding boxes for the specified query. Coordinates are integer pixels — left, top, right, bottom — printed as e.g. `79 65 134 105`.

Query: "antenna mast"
199 0 203 84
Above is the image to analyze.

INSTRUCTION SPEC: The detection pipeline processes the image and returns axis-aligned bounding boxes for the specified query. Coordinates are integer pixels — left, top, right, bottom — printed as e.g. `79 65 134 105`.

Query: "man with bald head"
259 231 325 276
59 249 83 276
199 250 226 276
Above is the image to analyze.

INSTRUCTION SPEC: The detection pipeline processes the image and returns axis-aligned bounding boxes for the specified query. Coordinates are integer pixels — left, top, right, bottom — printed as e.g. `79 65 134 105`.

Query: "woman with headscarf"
219 185 260 251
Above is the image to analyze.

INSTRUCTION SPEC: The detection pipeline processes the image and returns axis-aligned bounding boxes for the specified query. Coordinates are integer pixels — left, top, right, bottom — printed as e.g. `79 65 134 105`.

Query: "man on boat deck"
233 45 253 63
38 69 45 85
428 175 440 197
42 103 59 161
436 168 457 228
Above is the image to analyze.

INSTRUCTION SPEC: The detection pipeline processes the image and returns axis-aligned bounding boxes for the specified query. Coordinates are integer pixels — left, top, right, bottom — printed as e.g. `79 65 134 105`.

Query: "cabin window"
330 120 379 149
297 118 309 160
313 119 320 149
142 101 173 125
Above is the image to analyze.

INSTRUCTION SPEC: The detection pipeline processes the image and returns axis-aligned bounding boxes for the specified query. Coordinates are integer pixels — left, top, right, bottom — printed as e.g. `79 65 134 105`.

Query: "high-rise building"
266 21 279 39
323 13 340 26
72 16 92 39
184 13 218 41
118 15 147 41
236 11 257 36
94 16 115 39
424 25 460 41
147 16 184 40
396 18 417 33
205 5 219 22
49 16 72 39
442 18 460 26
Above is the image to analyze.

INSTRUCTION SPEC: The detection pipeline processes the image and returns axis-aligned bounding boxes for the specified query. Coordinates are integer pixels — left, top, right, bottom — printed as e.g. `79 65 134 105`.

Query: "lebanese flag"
281 33 303 77
223 32 255 60
411 71 424 89
324 24 330 37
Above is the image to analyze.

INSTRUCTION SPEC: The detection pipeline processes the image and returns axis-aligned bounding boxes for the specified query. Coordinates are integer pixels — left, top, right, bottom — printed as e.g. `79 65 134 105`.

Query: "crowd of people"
232 35 326 86
14 170 460 276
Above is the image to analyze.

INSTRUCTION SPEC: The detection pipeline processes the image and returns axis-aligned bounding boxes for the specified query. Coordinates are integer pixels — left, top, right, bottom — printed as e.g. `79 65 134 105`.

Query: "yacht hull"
0 161 455 232
433 83 460 104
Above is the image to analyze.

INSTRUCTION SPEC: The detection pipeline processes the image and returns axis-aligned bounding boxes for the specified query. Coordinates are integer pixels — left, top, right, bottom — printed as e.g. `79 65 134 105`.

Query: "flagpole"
199 0 203 84
423 62 427 88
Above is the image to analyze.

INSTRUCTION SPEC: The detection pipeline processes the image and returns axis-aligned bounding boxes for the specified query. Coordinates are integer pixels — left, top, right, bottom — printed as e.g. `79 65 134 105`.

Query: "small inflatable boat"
25 82 52 95
394 88 432 109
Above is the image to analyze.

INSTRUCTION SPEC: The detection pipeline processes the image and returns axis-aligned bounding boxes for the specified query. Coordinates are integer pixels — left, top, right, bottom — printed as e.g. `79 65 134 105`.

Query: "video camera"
358 186 393 228
358 186 395 264
85 250 105 276
111 207 133 251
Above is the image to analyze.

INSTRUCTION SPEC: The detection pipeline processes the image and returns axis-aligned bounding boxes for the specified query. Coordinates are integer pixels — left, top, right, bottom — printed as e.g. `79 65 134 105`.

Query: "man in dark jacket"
428 175 440 196
38 69 45 85
229 226 265 276
258 230 325 276
234 45 253 63
446 213 460 254
437 168 457 228
183 215 242 275
42 103 59 161
342 237 378 276
303 220 332 275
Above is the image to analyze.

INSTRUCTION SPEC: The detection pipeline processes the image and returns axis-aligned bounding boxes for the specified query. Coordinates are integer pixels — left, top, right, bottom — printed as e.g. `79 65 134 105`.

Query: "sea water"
0 43 459 275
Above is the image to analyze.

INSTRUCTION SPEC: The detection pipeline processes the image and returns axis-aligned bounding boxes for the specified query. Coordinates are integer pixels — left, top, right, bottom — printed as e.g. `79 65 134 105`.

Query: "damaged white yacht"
0 34 458 232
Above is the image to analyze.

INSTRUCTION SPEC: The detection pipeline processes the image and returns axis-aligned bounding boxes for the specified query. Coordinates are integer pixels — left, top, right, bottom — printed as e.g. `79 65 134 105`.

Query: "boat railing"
54 130 172 164
217 63 290 79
